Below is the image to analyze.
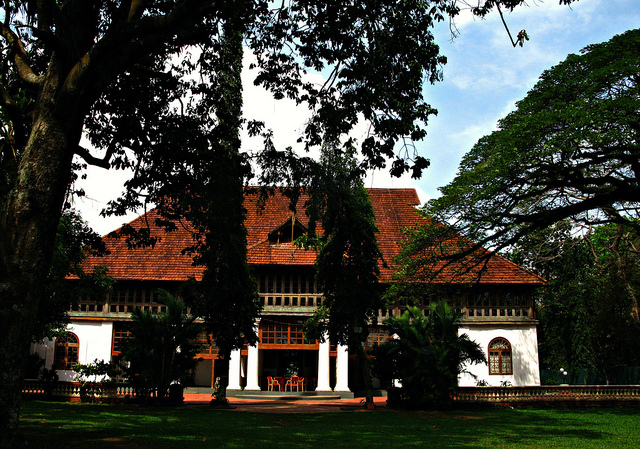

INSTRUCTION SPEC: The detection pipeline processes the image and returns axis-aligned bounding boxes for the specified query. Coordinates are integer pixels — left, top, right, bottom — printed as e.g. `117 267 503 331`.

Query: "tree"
301 146 383 406
121 289 202 403
165 18 263 388
506 222 640 383
415 29 640 270
372 302 485 409
0 1 575 444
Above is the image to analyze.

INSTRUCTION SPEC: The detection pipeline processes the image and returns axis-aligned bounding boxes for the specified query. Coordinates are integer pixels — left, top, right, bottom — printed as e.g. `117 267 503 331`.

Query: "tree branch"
62 0 219 103
0 82 27 148
74 143 117 169
128 0 146 22
495 3 528 48
0 22 44 85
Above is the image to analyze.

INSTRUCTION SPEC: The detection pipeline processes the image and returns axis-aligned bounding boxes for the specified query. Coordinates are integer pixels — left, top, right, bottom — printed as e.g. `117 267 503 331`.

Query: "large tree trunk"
357 346 376 407
0 74 79 446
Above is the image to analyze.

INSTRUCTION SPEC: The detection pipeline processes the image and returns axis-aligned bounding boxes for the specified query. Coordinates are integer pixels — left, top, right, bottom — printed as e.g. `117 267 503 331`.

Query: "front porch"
225 338 351 395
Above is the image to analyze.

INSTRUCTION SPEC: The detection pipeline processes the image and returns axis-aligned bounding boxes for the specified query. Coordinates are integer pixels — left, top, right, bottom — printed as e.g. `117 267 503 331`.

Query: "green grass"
20 400 639 449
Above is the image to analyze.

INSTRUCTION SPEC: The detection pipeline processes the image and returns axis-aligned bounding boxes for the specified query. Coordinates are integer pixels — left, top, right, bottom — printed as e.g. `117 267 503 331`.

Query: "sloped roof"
79 188 543 285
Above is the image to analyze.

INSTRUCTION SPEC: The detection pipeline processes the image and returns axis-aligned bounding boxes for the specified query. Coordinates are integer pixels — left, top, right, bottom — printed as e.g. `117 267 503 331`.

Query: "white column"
245 321 261 391
315 335 331 392
334 343 350 392
227 348 242 391
390 333 402 388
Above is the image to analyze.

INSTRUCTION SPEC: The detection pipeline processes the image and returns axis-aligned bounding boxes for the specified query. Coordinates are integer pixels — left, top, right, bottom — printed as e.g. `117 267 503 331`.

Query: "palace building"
31 188 544 394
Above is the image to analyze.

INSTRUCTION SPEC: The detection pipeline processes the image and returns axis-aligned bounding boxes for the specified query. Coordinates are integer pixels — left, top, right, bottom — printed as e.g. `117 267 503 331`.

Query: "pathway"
183 393 388 413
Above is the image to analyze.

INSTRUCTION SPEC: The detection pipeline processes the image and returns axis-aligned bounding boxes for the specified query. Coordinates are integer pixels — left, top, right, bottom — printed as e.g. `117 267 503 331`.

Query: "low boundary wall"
453 385 640 406
22 380 141 402
22 381 640 406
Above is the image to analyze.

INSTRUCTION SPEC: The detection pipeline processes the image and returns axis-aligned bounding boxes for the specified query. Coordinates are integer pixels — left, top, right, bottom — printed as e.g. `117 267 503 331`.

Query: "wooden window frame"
112 322 132 356
488 337 513 375
365 328 391 350
54 332 79 370
259 319 319 350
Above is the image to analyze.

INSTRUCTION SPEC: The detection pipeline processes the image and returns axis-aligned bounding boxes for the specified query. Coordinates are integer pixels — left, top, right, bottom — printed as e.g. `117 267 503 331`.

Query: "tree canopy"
0 1 577 445
417 29 640 263
506 222 640 383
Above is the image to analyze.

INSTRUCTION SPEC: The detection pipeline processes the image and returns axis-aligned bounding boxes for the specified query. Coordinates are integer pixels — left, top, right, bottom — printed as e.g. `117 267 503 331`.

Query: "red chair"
285 376 300 392
267 376 281 391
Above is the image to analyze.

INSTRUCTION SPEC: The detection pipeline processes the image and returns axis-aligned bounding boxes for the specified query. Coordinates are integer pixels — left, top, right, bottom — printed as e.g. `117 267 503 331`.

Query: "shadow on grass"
20 400 639 449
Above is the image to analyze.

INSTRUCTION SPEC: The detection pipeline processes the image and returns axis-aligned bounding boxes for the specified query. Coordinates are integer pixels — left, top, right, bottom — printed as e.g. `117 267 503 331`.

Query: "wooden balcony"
260 293 322 314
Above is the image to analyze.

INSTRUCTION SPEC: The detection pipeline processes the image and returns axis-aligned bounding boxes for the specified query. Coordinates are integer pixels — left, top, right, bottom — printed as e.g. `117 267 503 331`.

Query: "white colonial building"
31 188 543 393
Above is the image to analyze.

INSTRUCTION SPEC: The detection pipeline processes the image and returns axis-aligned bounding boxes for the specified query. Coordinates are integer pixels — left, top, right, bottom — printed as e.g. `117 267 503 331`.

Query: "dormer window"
268 215 308 244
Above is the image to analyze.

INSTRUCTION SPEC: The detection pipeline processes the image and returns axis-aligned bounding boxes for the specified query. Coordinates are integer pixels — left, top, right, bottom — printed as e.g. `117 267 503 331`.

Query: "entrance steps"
184 387 353 400
228 390 354 400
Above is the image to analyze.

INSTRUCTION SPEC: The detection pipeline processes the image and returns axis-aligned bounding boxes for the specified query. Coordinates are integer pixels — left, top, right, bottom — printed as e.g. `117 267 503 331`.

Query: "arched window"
54 333 79 370
488 337 512 375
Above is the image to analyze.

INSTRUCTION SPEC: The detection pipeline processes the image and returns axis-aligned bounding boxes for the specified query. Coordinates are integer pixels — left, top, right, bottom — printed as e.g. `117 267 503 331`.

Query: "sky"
76 0 640 236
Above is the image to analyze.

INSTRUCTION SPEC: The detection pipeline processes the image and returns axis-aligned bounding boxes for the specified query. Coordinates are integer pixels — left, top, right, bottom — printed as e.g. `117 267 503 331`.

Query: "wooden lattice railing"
453 385 640 403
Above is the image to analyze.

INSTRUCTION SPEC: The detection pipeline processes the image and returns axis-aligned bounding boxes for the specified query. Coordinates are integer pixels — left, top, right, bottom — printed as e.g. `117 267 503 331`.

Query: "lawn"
19 400 639 449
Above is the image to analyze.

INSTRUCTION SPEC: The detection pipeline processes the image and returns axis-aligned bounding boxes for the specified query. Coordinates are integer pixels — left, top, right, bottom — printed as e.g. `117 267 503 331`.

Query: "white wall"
29 339 55 377
31 320 114 382
458 323 540 387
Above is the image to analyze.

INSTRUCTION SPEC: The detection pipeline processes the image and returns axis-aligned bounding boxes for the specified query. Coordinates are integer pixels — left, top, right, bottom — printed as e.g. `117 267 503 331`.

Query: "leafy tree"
0 0 576 444
121 290 202 403
507 222 640 383
167 19 262 386
302 146 383 406
372 302 485 409
414 29 640 271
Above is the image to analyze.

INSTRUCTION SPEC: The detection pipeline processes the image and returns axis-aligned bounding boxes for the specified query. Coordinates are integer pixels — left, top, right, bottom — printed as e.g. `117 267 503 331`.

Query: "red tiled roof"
79 188 543 285
80 208 205 281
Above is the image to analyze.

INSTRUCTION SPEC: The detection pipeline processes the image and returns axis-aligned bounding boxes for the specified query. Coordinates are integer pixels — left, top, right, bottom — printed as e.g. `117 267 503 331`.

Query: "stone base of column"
314 387 333 392
227 387 242 393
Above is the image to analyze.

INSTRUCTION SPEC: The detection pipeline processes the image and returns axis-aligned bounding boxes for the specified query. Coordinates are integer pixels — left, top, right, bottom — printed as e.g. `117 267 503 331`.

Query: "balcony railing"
376 305 535 322
464 306 534 320
261 293 322 311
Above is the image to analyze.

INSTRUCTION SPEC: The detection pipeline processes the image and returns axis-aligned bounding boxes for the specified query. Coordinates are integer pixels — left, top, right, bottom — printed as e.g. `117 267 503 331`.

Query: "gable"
267 216 308 244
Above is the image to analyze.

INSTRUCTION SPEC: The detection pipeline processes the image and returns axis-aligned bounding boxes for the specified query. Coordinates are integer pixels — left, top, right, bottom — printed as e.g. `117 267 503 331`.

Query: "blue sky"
77 0 640 234
402 0 640 203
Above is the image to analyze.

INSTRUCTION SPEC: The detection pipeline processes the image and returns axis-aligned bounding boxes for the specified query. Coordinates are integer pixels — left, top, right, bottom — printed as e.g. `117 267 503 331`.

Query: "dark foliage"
372 302 485 408
121 290 202 402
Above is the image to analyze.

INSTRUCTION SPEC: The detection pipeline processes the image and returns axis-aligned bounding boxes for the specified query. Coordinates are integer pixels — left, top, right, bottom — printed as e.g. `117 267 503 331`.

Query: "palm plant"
122 290 202 403
373 301 485 408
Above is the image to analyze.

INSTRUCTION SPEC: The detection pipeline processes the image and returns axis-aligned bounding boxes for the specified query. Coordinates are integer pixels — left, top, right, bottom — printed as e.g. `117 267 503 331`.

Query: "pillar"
227 348 242 391
334 343 350 392
315 335 331 392
245 321 261 391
